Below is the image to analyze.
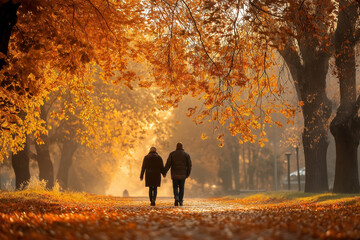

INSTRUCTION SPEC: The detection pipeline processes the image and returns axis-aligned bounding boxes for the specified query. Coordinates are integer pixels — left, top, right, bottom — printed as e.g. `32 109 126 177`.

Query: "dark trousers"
172 179 185 203
149 186 157 202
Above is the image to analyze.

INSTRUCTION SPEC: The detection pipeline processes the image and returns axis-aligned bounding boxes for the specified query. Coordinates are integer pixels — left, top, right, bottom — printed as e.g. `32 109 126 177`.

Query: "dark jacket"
140 152 164 187
164 149 192 180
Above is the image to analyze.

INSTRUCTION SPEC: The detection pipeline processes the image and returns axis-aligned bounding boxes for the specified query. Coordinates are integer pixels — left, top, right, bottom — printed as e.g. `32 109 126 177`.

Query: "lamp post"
274 126 277 191
285 152 291 190
296 146 301 191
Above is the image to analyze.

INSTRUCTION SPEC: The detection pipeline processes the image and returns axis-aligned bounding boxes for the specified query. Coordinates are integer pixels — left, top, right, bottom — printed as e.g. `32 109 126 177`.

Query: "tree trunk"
218 158 232 192
35 105 54 189
331 111 360 193
248 146 255 190
231 148 240 191
12 136 30 190
35 136 54 189
242 144 247 189
2 2 27 190
330 0 360 193
280 43 331 192
57 140 78 189
228 137 240 191
302 98 330 192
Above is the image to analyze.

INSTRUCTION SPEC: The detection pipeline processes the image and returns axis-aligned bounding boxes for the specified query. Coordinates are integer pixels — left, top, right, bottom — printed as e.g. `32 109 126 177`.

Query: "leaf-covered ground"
0 190 359 239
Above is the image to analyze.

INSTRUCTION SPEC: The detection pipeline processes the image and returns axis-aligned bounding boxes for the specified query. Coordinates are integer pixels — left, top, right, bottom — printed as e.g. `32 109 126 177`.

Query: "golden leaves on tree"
0 0 146 161
138 0 296 147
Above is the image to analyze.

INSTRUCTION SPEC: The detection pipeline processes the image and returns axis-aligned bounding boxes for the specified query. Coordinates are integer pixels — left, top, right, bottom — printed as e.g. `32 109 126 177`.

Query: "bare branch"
224 0 241 79
299 0 306 10
249 0 284 19
180 0 221 75
167 0 179 74
85 0 118 42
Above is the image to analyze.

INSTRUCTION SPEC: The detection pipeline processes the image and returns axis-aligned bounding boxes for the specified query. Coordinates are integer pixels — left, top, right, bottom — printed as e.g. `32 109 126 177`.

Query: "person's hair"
176 142 183 150
150 146 156 152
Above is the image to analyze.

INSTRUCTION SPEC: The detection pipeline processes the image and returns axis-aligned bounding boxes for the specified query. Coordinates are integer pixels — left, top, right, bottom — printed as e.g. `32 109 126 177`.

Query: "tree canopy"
0 0 144 161
0 0 359 193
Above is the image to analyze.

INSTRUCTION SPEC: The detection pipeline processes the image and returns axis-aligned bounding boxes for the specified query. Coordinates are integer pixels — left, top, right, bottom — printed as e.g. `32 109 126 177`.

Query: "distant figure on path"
140 147 165 206
164 142 192 206
122 189 129 197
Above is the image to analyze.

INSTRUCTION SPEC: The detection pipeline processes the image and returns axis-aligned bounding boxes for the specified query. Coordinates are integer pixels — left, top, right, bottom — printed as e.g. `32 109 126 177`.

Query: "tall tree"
1 1 26 189
11 135 29 189
54 114 79 189
223 133 240 192
276 24 332 192
245 0 341 192
57 140 78 189
330 0 360 193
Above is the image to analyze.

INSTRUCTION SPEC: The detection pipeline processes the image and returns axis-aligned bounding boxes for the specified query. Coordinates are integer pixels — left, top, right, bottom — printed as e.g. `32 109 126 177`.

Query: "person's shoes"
179 202 183 206
174 200 179 206
151 201 155 206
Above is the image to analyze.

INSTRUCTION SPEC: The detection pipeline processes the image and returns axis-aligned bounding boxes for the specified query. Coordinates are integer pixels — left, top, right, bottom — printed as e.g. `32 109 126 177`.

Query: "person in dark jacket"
164 142 192 206
140 147 165 206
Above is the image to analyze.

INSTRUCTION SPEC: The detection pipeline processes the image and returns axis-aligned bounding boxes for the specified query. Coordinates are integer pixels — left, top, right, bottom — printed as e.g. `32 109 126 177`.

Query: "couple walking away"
140 142 192 206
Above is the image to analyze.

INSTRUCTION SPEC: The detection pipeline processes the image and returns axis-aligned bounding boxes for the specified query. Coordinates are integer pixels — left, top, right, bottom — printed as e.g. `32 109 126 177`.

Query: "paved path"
100 197 312 240
1 194 359 239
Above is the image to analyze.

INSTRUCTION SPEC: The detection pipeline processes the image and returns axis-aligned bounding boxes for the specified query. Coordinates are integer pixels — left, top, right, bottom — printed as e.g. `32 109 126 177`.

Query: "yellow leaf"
201 133 208 140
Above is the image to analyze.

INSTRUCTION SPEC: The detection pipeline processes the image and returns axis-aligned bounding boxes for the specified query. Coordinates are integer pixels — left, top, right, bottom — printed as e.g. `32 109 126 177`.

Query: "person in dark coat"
164 142 192 206
140 146 165 206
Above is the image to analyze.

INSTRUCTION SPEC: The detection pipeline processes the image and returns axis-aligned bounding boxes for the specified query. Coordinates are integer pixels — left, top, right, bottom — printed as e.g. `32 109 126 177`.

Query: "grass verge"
225 191 360 206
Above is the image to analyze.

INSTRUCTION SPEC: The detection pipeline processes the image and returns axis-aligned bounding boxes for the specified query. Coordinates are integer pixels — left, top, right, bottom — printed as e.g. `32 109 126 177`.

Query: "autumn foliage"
0 0 359 198
0 0 144 160
140 0 295 146
0 188 359 239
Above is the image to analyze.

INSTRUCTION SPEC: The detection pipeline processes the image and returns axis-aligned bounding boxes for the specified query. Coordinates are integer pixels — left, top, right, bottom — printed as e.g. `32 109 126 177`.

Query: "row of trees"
5 73 165 191
142 0 360 193
0 0 169 191
0 0 359 193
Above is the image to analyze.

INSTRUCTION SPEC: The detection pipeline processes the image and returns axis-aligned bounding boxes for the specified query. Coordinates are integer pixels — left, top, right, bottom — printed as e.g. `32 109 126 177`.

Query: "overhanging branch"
249 0 284 19
180 0 221 75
